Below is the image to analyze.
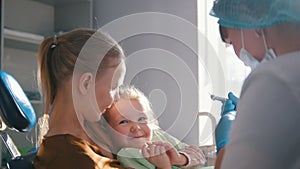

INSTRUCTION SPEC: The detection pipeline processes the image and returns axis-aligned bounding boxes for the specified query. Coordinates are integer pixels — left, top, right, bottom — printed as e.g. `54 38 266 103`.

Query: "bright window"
197 0 250 146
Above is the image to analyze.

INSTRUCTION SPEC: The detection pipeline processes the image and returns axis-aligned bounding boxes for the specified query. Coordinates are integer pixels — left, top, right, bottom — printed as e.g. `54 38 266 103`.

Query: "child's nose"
130 123 142 132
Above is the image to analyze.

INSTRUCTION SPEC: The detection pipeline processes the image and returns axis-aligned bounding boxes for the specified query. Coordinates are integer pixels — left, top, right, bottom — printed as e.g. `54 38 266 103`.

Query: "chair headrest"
0 70 36 132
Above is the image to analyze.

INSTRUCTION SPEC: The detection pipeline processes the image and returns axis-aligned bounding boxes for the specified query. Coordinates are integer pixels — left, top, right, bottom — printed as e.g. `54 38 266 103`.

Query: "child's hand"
179 145 207 168
162 142 188 166
141 142 172 169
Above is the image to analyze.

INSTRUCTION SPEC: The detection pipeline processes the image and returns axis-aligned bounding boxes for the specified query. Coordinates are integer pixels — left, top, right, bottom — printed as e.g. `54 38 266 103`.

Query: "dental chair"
0 70 37 169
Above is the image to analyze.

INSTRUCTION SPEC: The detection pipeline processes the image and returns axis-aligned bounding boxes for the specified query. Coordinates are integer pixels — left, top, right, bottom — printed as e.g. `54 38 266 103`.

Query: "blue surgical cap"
210 0 300 29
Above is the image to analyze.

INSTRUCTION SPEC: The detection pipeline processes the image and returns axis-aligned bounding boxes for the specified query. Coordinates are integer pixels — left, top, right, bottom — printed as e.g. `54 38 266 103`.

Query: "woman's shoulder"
42 134 88 149
38 134 95 161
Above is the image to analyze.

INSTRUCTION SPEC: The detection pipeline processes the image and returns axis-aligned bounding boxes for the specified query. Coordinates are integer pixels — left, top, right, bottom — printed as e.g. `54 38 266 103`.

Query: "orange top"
34 134 128 169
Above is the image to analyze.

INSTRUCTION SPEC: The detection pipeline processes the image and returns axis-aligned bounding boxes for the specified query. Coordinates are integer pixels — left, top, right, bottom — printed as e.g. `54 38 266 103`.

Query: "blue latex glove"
221 92 238 115
215 92 239 154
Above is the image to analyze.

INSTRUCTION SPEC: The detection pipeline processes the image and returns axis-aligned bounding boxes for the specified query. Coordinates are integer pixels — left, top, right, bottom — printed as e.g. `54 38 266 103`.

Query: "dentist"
210 0 300 168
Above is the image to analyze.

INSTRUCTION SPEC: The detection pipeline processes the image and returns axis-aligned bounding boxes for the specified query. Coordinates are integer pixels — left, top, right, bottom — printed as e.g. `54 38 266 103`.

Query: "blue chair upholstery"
0 70 37 169
0 70 36 132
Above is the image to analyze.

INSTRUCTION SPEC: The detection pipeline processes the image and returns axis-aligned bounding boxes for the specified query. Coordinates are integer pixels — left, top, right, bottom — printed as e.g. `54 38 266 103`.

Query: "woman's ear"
79 72 93 94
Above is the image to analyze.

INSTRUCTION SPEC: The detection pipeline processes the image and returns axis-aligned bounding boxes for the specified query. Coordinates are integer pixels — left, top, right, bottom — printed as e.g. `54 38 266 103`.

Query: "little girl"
101 86 206 169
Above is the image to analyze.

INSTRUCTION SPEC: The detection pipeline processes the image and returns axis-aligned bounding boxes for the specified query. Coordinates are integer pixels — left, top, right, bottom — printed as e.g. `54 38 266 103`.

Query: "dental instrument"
210 94 227 102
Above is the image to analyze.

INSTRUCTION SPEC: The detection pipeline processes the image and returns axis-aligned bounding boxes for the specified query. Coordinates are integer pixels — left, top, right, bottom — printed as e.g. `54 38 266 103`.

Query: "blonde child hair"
88 85 158 157
108 85 158 125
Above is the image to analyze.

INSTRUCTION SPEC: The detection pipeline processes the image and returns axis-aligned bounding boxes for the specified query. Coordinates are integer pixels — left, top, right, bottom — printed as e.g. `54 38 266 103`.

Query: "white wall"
94 0 199 145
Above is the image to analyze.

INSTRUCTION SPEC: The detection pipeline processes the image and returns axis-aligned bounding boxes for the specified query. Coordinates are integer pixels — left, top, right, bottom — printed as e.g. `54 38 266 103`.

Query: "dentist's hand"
215 92 238 154
222 92 238 114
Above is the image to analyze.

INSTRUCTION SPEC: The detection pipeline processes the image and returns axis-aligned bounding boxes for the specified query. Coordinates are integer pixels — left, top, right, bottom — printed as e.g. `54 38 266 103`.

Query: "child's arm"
144 141 191 167
161 142 206 168
178 145 207 168
160 142 188 166
141 142 172 169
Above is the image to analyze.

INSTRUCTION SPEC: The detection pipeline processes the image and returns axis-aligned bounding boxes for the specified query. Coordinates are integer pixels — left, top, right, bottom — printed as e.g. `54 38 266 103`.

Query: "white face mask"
239 30 277 70
240 48 259 69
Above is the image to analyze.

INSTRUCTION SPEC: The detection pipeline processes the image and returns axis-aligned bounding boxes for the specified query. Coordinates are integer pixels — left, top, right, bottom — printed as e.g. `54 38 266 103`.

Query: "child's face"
106 98 152 149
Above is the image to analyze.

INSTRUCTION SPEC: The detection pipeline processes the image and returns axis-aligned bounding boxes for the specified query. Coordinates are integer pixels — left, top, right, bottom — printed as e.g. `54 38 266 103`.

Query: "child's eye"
119 120 129 125
138 117 148 123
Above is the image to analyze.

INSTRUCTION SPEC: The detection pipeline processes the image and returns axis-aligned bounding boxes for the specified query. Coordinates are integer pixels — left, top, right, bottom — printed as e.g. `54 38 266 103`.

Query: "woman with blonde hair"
34 28 127 169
